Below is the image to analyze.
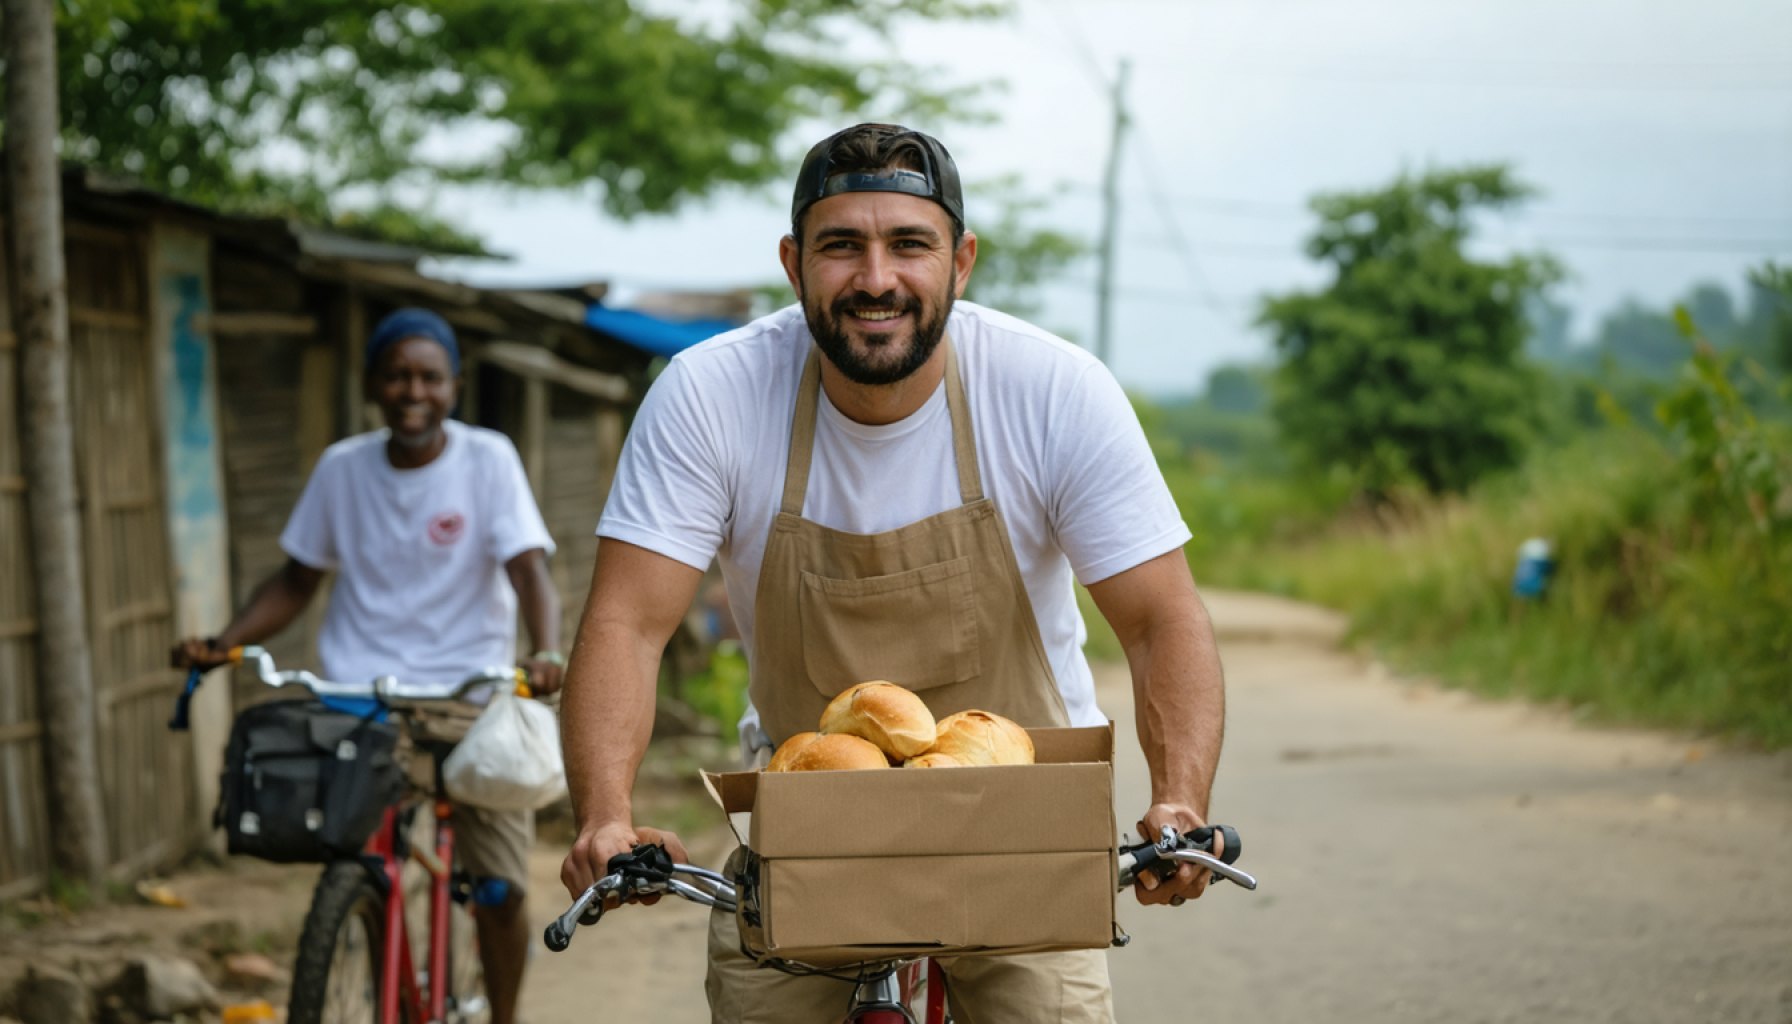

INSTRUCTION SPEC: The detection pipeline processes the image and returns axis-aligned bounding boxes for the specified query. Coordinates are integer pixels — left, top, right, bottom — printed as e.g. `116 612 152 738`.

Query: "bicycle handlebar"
168 644 527 731
545 826 1258 954
544 844 738 952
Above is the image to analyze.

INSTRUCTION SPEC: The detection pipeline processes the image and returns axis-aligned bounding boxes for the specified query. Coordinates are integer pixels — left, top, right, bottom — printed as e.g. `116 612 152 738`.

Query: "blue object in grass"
1512 538 1556 600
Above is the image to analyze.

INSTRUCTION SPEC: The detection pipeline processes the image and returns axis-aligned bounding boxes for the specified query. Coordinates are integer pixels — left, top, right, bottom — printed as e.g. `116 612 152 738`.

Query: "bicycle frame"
368 795 460 1024
850 959 947 1024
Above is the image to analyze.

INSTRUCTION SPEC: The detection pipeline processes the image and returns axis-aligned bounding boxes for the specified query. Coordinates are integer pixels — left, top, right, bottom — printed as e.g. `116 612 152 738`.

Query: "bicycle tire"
288 861 385 1024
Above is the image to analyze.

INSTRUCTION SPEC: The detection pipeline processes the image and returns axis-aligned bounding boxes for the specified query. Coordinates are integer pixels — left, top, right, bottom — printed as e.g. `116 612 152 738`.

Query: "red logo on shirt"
428 512 466 546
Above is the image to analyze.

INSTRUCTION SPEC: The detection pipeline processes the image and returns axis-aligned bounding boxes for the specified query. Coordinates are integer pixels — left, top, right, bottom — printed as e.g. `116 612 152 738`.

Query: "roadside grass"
1172 433 1792 749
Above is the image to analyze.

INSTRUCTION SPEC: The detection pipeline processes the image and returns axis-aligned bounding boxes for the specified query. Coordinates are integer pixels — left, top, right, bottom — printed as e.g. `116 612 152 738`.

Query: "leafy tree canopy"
1752 263 1792 374
1258 165 1560 498
4 0 1002 253
1202 363 1268 416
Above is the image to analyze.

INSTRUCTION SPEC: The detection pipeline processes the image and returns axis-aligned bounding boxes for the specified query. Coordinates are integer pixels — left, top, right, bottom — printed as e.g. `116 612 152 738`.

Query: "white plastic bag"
441 691 567 811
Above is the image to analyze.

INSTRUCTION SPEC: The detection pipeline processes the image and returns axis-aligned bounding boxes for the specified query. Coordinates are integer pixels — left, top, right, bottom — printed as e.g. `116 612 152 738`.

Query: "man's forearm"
216 560 321 647
507 550 562 655
1128 605 1225 818
561 620 662 831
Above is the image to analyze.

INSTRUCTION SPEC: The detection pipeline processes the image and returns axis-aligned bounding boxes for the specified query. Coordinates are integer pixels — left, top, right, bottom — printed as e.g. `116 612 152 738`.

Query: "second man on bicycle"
173 306 562 1024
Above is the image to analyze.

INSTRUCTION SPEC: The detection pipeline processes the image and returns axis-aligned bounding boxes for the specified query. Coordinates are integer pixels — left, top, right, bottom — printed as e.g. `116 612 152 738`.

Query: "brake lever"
1120 824 1251 889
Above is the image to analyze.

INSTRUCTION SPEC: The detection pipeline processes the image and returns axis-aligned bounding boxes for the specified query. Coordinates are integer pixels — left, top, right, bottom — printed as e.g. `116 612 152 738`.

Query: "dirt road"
522 590 1792 1023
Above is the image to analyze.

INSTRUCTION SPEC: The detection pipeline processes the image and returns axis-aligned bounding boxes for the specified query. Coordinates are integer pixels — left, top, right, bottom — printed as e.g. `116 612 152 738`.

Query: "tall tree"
3 0 108 888
1258 165 1559 498
1203 364 1268 416
1753 264 1792 374
4 0 1002 251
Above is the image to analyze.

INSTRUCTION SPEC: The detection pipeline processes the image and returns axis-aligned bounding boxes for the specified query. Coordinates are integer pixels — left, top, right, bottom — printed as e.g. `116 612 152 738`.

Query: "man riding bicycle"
172 307 562 1024
559 123 1227 1023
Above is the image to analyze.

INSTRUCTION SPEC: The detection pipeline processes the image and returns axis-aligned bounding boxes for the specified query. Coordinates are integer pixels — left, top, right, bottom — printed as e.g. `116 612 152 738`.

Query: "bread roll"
903 752 965 769
819 681 937 760
767 732 891 772
927 710 1035 766
765 731 822 773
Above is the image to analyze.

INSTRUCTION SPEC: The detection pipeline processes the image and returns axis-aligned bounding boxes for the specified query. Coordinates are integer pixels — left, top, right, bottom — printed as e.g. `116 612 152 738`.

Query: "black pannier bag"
214 699 403 863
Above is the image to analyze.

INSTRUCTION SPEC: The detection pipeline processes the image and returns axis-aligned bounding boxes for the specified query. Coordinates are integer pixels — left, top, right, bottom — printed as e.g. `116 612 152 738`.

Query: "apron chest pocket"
798 555 980 697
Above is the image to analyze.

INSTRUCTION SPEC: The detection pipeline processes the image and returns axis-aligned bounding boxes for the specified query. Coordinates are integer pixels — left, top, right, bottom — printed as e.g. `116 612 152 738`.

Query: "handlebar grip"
607 842 674 883
1186 825 1242 865
543 921 572 952
167 668 203 732
1215 825 1241 865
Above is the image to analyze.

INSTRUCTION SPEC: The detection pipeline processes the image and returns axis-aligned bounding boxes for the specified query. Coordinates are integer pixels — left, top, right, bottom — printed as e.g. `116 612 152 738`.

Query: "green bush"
676 641 750 737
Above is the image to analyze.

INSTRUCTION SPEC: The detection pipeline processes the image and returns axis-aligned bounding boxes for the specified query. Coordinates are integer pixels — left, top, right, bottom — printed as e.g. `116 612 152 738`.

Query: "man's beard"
802 279 954 387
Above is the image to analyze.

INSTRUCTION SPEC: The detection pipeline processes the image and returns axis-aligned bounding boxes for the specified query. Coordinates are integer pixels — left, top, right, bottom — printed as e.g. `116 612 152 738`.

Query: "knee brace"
471 876 518 908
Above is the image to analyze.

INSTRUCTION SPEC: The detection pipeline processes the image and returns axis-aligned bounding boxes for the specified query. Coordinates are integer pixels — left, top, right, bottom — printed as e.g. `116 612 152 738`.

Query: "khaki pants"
402 705 533 888
703 855 1116 1024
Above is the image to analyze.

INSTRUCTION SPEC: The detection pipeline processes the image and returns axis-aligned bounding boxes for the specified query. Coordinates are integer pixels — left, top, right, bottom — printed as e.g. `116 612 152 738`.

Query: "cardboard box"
703 725 1117 968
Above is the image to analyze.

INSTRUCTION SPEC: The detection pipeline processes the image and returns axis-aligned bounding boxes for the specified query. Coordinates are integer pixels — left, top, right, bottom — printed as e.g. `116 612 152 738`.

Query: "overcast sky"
429 0 1792 397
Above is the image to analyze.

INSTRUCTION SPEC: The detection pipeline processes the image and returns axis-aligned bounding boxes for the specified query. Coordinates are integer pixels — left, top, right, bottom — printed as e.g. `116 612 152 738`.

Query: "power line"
1177 61 1792 94
1121 230 1791 257
1061 277 1258 309
1062 182 1792 234
1482 233 1792 255
1128 236 1302 259
1128 124 1231 311
1038 0 1112 92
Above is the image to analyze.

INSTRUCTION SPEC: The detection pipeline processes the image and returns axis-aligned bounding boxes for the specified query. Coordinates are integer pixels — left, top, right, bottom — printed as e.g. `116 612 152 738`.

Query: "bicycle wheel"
288 861 384 1024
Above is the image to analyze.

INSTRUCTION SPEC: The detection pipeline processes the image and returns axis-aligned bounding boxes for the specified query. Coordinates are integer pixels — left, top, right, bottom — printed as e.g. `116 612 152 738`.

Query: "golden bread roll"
818 681 937 760
765 731 822 773
903 752 965 769
768 732 891 772
927 710 1035 766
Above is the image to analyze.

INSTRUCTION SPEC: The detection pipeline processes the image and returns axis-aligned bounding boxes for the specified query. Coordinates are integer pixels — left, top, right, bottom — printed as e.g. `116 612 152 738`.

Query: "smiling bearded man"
560 123 1230 1024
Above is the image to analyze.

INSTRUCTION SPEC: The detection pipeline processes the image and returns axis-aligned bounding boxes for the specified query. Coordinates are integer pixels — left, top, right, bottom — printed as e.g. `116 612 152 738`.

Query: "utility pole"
1094 59 1131 368
4 0 110 888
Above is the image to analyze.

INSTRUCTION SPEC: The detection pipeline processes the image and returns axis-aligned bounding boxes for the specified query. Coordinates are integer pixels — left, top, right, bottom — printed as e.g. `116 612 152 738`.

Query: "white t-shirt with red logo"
280 420 554 692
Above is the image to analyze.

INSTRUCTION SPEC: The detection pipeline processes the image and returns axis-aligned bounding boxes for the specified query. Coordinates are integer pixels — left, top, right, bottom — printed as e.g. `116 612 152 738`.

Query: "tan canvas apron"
750 338 1070 746
709 340 1114 1023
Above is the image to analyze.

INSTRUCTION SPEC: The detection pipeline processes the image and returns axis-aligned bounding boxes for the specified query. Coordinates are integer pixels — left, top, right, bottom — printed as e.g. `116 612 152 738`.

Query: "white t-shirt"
281 420 555 691
598 302 1192 746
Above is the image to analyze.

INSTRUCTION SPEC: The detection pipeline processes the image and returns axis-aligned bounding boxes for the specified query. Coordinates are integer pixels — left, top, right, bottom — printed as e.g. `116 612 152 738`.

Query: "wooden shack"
0 169 657 898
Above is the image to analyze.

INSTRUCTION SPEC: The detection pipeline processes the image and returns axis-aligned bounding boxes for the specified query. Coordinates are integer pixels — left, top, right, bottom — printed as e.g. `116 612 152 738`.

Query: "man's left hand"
520 655 565 696
1133 802 1219 907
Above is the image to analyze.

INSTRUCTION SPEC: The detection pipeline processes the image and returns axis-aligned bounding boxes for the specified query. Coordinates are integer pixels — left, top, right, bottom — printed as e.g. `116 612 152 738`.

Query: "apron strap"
941 337 985 503
780 336 985 516
780 347 825 516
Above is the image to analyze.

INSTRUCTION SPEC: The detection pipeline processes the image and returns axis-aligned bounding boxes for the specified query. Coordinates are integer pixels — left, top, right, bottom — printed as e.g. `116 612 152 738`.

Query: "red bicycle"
545 828 1254 1023
171 645 524 1024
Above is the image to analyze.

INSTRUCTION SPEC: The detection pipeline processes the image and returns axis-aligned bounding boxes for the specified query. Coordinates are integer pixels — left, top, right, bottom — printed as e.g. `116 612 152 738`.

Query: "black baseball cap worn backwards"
790 123 965 232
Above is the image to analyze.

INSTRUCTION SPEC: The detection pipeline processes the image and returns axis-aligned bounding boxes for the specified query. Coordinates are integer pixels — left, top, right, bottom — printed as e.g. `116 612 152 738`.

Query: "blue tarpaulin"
586 304 740 358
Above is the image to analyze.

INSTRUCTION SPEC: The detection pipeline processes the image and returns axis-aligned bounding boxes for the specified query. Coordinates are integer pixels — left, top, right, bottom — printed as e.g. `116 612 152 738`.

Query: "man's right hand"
169 637 234 672
561 821 690 902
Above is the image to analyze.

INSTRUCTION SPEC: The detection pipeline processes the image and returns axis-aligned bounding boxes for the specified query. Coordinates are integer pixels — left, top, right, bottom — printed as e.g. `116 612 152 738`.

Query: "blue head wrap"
366 308 460 374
